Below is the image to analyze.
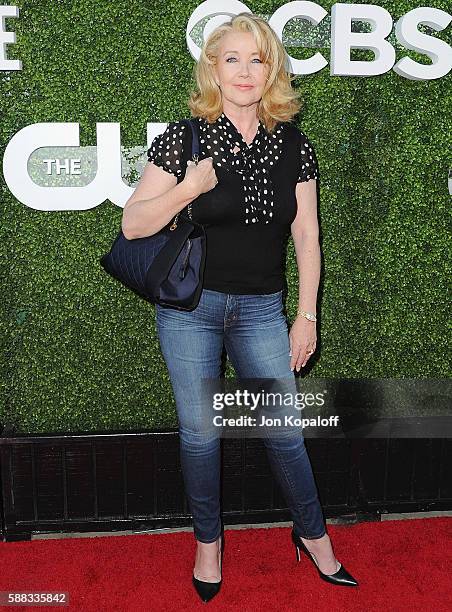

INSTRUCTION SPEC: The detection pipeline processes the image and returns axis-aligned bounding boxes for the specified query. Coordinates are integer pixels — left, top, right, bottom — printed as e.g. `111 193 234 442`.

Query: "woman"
122 12 359 603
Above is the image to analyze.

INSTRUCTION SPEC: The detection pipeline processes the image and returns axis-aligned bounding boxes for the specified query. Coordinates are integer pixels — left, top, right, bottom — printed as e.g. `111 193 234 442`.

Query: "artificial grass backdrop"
1 1 450 433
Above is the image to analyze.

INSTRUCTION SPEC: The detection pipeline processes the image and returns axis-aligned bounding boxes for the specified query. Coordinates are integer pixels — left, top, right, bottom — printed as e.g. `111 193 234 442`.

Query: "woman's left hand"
289 316 317 372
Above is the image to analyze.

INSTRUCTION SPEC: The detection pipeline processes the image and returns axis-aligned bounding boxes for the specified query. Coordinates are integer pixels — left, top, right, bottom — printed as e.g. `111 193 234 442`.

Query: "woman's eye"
226 57 262 63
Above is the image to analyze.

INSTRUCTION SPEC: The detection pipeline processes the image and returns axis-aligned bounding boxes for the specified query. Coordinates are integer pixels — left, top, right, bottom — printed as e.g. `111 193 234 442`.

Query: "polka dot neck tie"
201 112 284 225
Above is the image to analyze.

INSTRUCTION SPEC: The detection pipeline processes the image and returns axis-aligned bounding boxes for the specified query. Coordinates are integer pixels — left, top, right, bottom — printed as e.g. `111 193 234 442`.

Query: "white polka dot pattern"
213 112 282 225
147 114 320 224
297 131 320 183
146 121 187 179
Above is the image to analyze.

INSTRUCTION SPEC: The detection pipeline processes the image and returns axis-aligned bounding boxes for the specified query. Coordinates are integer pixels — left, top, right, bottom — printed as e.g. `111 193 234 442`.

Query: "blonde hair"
188 13 301 133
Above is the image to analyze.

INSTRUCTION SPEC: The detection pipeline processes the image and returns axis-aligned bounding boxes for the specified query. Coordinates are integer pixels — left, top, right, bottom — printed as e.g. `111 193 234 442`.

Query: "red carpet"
0 517 451 611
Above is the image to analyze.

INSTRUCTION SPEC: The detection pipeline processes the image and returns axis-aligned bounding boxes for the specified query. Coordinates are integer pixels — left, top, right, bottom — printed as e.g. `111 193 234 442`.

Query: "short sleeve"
146 121 187 178
297 131 320 183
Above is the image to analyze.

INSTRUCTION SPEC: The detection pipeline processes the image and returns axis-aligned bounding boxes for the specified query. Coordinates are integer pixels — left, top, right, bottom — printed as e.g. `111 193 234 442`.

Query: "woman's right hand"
183 157 218 198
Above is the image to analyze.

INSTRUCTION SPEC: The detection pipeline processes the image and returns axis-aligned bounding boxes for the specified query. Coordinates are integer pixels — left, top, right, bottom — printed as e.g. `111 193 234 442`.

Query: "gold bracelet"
296 309 317 322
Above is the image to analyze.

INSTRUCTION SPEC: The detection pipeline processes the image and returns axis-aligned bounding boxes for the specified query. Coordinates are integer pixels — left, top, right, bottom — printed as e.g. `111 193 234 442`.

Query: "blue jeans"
155 288 326 543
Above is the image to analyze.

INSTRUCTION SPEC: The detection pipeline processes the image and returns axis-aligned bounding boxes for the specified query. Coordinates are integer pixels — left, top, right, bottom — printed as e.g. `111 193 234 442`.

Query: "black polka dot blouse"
147 112 320 294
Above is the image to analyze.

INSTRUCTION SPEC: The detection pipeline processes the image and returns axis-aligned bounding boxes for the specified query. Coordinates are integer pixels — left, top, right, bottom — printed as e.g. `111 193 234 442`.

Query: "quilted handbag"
99 118 206 311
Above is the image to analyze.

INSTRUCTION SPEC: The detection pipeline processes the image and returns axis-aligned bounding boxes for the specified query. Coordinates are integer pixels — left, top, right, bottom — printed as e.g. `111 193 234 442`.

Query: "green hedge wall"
1 1 451 433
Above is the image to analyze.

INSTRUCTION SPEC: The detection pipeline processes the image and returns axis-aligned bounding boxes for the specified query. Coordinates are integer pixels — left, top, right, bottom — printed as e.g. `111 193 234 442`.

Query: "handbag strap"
169 117 200 230
186 117 200 162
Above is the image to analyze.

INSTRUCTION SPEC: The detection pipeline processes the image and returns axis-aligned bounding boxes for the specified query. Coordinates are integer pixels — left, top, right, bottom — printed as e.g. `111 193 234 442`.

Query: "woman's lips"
235 85 254 89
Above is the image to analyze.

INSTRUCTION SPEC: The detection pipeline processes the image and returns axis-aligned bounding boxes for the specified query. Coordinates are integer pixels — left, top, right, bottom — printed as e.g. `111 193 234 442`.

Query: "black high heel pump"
192 533 224 602
291 529 359 587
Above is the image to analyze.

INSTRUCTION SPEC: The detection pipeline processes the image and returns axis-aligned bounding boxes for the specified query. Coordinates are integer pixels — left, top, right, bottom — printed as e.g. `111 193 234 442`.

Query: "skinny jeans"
155 288 326 543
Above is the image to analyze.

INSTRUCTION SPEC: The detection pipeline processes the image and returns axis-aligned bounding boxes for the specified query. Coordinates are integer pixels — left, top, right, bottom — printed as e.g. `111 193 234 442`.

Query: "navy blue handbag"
100 118 206 311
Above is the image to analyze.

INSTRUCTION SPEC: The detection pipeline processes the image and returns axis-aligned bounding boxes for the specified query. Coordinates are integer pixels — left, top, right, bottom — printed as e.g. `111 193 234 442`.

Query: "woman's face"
213 31 269 111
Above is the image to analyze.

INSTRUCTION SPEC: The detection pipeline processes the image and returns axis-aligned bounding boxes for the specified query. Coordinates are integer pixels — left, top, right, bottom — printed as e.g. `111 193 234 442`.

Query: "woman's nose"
238 62 250 76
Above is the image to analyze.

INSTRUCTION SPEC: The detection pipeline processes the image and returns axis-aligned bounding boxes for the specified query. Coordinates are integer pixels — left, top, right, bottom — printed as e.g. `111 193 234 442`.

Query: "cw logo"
3 122 167 211
187 0 452 79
